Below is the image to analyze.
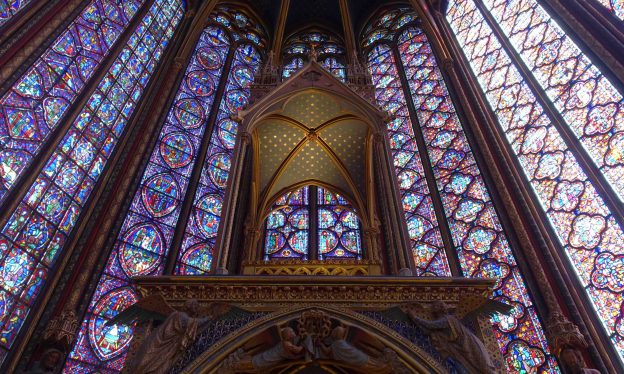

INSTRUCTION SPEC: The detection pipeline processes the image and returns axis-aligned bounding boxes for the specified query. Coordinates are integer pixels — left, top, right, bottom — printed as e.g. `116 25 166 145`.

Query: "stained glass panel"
448 0 624 360
0 0 33 27
367 44 451 276
63 19 226 374
398 25 556 372
0 0 145 204
482 0 624 203
264 187 310 260
176 43 262 274
317 187 361 259
0 0 182 365
282 30 347 81
595 0 624 21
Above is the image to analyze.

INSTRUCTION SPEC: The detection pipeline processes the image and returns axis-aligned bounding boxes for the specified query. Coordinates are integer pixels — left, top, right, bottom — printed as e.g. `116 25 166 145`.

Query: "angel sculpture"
387 299 512 374
315 325 397 374
107 295 247 374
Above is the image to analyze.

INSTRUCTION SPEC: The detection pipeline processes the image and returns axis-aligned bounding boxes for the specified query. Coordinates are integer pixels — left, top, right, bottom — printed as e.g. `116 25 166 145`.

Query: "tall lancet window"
447 0 624 361
0 0 183 364
63 7 265 371
0 0 147 204
264 186 362 261
365 8 557 372
282 30 347 81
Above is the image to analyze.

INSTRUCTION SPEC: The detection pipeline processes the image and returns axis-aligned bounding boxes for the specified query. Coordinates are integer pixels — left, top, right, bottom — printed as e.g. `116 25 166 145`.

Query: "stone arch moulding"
180 305 445 373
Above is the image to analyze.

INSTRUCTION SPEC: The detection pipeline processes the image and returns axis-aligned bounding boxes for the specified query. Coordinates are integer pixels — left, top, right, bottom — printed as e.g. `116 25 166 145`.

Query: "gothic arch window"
0 0 183 364
282 30 347 81
0 0 33 26
264 186 363 261
364 7 557 371
446 0 624 361
63 6 265 371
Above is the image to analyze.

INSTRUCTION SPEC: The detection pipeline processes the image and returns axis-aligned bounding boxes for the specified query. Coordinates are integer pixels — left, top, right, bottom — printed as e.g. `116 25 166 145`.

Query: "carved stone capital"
441 57 455 72
239 130 252 145
173 56 186 71
42 309 80 350
546 312 587 354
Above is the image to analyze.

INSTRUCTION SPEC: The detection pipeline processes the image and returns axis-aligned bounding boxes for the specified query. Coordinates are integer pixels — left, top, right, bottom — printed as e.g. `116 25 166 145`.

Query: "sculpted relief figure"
559 347 602 374
221 327 305 373
404 300 497 374
316 325 399 374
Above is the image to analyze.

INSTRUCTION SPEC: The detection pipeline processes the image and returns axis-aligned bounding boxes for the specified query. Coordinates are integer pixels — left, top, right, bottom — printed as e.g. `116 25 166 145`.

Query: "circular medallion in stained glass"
195 194 222 238
207 26 229 45
225 90 248 112
288 208 308 229
20 216 52 251
186 70 215 97
265 231 286 254
233 66 254 88
88 287 138 360
237 45 260 65
217 119 238 149
340 231 360 253
141 173 180 218
119 223 164 277
174 99 204 129
266 210 286 229
197 48 222 70
58 164 82 190
207 153 231 188
318 229 338 254
317 209 336 229
340 210 359 229
288 230 308 254
160 132 194 169
180 243 213 274
40 188 70 221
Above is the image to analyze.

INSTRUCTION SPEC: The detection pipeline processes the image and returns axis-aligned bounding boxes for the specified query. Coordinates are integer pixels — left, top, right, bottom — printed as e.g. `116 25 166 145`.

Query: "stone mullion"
391 44 463 277
0 0 83 84
472 0 624 228
164 44 237 275
6 1 198 372
428 3 614 372
0 0 157 227
309 185 319 260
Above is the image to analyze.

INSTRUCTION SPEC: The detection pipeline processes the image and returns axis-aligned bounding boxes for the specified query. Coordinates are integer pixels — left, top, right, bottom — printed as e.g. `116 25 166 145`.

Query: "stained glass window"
0 0 146 205
64 7 265 371
481 0 624 203
447 0 624 363
264 186 310 260
0 0 182 365
264 186 362 261
317 187 361 260
366 8 557 372
0 0 33 27
282 31 347 82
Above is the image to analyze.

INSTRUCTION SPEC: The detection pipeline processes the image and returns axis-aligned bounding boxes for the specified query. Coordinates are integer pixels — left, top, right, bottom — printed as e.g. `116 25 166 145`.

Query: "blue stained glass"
317 188 362 259
0 0 182 364
63 20 224 372
0 0 145 205
265 187 310 260
282 31 347 81
176 43 262 274
0 0 33 27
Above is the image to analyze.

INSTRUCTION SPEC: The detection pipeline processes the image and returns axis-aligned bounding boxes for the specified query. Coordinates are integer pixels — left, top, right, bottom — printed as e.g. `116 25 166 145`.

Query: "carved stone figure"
131 299 209 374
405 300 496 374
316 326 393 373
559 347 602 374
221 326 305 372
26 348 62 373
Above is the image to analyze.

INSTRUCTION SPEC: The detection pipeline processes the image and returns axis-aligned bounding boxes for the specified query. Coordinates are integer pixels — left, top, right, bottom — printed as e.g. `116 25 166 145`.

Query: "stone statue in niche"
402 300 509 374
111 295 245 374
559 347 602 374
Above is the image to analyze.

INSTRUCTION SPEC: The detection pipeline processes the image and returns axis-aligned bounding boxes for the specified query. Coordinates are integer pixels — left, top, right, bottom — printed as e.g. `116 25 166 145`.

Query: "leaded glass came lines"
0 0 33 27
447 0 624 361
0 0 182 365
0 0 145 204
